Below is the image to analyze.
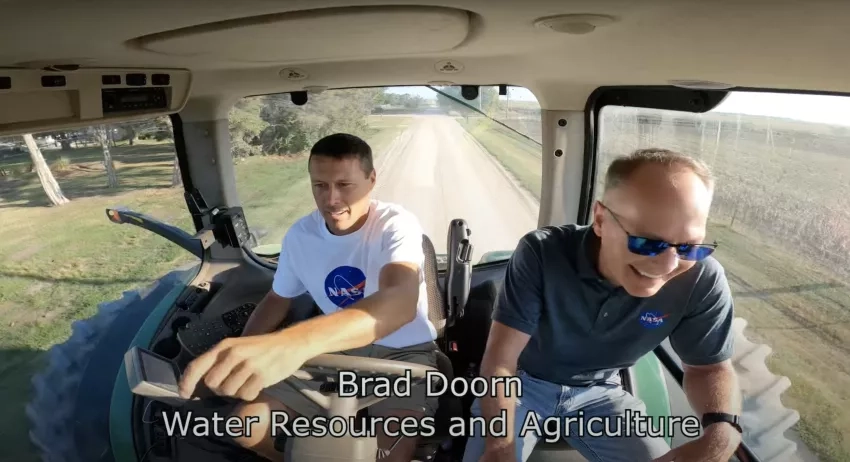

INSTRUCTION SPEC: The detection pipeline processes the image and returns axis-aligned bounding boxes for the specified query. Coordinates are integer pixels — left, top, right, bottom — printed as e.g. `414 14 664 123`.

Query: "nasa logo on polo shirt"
638 311 669 329
325 266 366 308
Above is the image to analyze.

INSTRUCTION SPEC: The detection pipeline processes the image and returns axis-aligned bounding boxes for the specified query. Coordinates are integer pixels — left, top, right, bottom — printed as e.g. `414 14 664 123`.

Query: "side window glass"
596 93 850 461
1 118 197 459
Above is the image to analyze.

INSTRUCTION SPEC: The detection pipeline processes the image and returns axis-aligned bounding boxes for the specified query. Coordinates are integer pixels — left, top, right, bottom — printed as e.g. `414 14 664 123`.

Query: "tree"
435 86 465 114
229 98 268 158
258 94 306 155
22 133 69 206
255 88 381 156
96 126 118 188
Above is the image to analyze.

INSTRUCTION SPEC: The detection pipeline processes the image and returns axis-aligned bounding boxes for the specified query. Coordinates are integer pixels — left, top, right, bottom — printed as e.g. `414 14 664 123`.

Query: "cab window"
0 117 195 449
595 91 850 461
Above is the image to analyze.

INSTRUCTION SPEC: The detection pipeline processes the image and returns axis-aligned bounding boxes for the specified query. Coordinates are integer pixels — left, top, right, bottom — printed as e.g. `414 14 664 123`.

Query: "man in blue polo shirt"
463 148 742 462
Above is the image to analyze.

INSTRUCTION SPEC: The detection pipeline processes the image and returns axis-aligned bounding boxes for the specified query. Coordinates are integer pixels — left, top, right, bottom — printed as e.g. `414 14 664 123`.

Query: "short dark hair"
309 133 374 175
604 148 714 194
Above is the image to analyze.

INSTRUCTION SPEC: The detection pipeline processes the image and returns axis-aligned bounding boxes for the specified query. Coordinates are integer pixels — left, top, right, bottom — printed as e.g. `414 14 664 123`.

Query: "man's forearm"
681 361 743 458
277 284 417 357
479 361 519 449
683 360 743 452
683 361 741 418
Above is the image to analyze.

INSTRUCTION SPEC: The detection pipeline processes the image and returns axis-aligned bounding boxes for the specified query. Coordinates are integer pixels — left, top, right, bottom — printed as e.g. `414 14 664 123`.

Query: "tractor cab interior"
123 201 638 461
9 1 850 462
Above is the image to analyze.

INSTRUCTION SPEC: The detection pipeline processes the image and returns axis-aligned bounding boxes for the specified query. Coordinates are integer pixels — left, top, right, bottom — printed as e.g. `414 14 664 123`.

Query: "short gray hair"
603 148 714 194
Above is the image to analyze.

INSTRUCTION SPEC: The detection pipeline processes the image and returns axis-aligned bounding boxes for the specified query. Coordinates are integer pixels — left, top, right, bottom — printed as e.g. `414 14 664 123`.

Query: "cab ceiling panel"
129 5 473 63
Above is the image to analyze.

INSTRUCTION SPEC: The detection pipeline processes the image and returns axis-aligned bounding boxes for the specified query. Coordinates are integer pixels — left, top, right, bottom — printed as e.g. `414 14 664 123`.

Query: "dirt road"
372 115 540 263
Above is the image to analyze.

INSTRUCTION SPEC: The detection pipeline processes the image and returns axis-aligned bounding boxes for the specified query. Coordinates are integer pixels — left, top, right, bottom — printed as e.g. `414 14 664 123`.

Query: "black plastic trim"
168 113 204 232
41 75 66 87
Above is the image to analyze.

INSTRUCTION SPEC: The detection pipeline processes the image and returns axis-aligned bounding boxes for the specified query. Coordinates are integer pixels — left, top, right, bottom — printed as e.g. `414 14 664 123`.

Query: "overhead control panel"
102 87 169 113
0 67 191 136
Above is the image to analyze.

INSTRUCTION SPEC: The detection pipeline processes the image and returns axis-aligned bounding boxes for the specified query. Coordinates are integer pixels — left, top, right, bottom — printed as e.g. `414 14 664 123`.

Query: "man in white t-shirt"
178 133 438 462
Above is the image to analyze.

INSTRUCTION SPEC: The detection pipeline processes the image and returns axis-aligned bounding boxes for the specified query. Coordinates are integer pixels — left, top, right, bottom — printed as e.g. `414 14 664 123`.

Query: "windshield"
229 85 542 264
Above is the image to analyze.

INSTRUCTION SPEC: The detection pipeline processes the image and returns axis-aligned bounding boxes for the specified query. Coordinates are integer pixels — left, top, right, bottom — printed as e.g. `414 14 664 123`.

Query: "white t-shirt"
271 199 437 348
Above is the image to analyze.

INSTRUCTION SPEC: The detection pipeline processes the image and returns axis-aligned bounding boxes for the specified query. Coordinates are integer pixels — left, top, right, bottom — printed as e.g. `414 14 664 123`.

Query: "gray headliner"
3 0 850 113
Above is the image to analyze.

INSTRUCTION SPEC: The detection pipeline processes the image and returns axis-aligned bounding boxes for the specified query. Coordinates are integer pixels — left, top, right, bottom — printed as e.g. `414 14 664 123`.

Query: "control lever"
454 239 472 319
106 207 204 259
446 219 472 325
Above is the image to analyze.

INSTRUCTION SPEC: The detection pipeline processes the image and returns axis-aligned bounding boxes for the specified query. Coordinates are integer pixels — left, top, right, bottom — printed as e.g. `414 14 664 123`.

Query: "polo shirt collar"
577 225 617 290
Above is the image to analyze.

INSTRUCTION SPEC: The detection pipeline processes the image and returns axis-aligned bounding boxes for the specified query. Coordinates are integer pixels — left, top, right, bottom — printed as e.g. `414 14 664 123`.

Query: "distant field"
0 114 411 462
465 108 850 462
599 108 850 279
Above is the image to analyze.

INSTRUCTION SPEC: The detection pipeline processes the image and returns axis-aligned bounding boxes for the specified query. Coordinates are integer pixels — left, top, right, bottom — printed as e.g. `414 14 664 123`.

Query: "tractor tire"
25 267 196 462
731 317 801 462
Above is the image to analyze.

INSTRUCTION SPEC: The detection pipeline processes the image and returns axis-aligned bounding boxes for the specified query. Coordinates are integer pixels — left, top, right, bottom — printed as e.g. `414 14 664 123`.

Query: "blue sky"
386 85 850 126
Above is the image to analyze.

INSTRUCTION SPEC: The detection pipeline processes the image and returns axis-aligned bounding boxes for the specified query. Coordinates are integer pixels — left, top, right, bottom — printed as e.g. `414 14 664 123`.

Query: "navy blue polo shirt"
493 224 735 386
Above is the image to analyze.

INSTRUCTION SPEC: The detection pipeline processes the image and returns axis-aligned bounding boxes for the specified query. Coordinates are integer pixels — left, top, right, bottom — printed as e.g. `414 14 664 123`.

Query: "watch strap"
702 412 743 434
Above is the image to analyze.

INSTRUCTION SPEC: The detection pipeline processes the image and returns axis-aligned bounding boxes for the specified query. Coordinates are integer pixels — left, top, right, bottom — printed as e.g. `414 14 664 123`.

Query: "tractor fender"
629 316 801 461
629 352 673 447
26 265 198 462
731 317 801 461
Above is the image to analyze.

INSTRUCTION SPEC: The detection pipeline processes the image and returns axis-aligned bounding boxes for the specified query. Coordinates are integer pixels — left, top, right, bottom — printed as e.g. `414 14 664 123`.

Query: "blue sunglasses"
599 203 717 261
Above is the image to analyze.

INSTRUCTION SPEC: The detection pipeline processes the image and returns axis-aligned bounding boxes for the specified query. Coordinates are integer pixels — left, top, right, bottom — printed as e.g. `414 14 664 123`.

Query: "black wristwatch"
702 412 743 434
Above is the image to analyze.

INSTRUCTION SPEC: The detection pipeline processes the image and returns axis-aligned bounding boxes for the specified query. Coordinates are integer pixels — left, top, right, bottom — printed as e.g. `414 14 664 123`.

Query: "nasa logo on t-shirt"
324 266 367 308
638 311 669 329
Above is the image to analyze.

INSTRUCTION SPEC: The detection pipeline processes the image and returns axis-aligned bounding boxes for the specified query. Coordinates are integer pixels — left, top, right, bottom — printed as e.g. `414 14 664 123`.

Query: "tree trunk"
171 154 182 187
23 134 69 206
98 126 119 188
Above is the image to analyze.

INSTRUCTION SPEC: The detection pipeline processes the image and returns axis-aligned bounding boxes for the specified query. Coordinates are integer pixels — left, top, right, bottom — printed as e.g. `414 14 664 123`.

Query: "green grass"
0 115 411 461
0 140 199 462
457 117 543 200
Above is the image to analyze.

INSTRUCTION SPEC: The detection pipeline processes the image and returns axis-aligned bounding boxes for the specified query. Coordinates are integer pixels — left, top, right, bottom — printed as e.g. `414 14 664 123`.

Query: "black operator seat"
419 233 464 448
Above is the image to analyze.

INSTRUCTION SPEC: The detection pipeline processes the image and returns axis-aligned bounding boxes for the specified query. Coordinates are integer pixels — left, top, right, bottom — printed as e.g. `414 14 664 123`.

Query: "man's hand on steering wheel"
178 330 311 401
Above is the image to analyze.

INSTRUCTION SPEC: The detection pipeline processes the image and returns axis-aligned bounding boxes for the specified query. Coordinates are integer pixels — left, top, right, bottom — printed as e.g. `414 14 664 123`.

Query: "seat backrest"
421 234 447 338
